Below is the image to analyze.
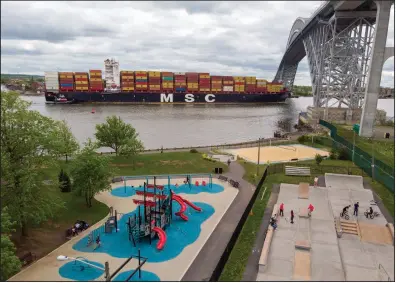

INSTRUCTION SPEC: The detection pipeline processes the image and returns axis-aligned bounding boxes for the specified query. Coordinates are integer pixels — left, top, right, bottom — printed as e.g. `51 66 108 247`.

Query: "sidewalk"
182 161 256 281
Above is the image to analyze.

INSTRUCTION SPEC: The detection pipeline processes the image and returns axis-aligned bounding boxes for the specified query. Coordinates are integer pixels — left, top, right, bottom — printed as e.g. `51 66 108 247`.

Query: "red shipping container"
135 82 147 85
199 78 210 82
75 78 89 82
235 82 244 85
199 73 210 75
89 69 101 72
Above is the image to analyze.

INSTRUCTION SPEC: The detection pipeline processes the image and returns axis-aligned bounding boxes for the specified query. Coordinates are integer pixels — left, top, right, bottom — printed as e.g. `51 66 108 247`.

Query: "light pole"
256 138 263 176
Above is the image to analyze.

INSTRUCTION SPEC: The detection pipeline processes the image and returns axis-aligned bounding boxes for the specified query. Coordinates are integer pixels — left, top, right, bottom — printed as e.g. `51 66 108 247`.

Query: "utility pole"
371 136 375 181
257 138 262 176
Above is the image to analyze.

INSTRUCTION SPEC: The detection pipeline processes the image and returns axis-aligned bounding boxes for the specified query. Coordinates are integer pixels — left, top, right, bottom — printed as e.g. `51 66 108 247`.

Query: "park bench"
19 252 36 267
228 179 240 188
285 166 311 176
218 175 228 182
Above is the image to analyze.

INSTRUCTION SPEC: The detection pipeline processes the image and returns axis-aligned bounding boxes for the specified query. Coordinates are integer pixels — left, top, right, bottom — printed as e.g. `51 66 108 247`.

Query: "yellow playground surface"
225 144 329 164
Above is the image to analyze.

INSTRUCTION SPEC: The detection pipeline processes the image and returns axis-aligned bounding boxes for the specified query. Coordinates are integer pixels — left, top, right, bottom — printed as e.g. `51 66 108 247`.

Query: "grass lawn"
219 156 394 281
335 125 395 167
14 151 227 263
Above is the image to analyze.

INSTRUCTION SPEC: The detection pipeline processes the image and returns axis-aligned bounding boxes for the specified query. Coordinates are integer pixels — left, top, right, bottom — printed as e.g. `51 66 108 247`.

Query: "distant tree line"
292 85 394 97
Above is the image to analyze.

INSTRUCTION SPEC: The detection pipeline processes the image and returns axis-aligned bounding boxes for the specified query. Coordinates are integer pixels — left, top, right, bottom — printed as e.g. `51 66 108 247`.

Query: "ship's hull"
45 91 290 104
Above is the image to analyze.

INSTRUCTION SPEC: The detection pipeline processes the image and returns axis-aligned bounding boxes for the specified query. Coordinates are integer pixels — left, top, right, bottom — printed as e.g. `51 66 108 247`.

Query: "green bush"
315 154 323 165
337 147 350 160
190 148 198 153
297 135 308 144
329 148 338 160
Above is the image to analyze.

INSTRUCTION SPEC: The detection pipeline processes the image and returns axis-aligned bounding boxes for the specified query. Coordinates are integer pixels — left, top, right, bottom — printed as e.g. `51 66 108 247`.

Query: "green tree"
95 115 144 155
53 120 79 162
1 207 22 280
59 169 72 193
1 91 67 236
70 139 113 207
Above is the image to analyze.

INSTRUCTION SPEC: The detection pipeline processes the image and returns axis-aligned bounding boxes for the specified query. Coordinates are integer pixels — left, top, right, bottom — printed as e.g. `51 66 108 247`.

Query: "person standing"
227 159 231 167
354 202 359 216
279 203 284 216
308 204 314 217
290 210 294 224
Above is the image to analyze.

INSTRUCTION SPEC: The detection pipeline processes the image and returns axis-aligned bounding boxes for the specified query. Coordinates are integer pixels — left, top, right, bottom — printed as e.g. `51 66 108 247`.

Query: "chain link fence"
319 120 394 192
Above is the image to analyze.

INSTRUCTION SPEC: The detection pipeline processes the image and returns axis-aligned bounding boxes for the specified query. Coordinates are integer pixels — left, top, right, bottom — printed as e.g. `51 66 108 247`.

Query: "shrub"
337 147 350 160
297 135 308 144
59 169 72 192
190 148 198 153
329 148 338 160
315 154 323 165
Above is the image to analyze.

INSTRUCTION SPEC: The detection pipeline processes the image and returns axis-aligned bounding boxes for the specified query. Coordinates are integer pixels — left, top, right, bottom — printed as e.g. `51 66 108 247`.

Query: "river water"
19 95 394 150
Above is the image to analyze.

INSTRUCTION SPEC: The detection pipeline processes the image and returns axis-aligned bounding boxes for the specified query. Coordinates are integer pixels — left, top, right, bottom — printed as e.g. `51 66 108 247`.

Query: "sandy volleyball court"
9 177 238 281
225 144 329 164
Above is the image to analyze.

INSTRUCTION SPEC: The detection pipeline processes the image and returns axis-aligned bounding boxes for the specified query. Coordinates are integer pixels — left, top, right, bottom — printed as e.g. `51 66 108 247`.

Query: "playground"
8 174 239 281
225 144 329 164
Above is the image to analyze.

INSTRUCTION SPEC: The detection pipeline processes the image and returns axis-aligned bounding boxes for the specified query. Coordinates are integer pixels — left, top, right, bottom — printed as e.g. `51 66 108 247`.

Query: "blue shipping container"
162 77 173 81
176 88 186 91
60 83 73 87
136 79 147 83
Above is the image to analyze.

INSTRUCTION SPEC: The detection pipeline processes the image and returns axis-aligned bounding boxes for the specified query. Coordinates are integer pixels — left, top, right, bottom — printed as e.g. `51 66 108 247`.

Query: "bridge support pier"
359 1 392 137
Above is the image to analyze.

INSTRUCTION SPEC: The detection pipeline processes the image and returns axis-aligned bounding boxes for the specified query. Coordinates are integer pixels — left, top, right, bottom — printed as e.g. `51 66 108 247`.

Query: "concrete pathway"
242 184 279 281
182 161 256 281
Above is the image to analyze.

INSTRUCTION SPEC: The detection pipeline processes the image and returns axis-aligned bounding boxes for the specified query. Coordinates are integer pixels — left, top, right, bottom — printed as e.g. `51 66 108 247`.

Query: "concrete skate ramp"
298 183 309 199
358 222 393 245
293 250 311 280
325 173 364 190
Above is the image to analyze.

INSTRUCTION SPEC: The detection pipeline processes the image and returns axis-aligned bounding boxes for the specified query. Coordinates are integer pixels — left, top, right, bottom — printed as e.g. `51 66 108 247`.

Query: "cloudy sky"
1 1 394 86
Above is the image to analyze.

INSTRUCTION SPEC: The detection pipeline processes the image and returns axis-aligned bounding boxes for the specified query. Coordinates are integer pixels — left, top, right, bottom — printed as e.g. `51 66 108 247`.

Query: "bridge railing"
319 119 395 193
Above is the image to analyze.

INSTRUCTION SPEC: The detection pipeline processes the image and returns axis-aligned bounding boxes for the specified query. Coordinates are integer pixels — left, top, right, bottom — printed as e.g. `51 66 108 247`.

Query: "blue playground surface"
111 183 224 198
72 202 215 262
113 269 160 281
59 259 104 281
111 186 137 197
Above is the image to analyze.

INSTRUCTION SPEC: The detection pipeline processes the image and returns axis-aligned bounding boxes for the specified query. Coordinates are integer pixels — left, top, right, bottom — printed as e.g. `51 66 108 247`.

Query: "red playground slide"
181 198 202 212
172 195 188 221
152 227 167 250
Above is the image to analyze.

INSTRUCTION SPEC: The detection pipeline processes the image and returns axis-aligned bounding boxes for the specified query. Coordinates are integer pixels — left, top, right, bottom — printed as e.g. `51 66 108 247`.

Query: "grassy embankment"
335 124 395 167
219 151 394 281
16 151 227 260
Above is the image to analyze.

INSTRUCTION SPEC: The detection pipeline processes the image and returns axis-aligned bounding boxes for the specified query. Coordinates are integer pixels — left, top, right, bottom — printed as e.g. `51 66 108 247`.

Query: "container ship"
44 58 290 104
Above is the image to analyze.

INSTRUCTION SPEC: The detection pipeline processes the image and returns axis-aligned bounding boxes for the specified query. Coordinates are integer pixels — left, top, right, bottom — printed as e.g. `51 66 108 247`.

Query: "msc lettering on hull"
160 93 215 103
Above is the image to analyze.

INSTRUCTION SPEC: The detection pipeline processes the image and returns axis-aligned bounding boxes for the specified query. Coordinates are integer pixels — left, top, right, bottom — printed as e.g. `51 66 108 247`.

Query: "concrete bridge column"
359 1 392 137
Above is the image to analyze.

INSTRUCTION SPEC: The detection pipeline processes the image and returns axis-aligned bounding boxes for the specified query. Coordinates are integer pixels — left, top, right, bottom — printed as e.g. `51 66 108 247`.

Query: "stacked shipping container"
199 73 210 92
186 73 199 92
267 83 283 93
162 72 174 91
174 72 187 92
148 71 161 91
89 70 104 91
135 71 148 90
234 76 245 92
44 71 59 92
59 72 74 91
222 76 234 92
245 77 256 92
256 79 267 92
211 76 222 92
120 71 134 92
75 72 89 91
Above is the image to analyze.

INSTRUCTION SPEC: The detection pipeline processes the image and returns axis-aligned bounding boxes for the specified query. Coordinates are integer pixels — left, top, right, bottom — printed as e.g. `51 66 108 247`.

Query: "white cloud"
1 1 394 87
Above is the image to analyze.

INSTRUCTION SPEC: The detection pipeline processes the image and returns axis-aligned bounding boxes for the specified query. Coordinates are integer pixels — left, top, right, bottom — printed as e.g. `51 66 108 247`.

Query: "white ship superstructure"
104 58 120 91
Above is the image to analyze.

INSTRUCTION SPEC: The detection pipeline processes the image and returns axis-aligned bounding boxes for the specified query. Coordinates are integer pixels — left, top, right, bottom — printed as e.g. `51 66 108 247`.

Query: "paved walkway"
242 184 279 281
182 161 256 281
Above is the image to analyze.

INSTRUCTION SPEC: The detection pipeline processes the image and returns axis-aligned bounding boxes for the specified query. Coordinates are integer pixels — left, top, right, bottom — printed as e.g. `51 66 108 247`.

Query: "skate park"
8 174 239 281
257 173 394 281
